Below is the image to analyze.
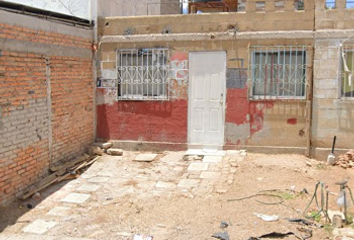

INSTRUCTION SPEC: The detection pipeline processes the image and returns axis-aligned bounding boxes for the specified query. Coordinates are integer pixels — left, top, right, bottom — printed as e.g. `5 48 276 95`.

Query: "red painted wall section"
97 100 187 142
225 88 274 145
96 51 189 143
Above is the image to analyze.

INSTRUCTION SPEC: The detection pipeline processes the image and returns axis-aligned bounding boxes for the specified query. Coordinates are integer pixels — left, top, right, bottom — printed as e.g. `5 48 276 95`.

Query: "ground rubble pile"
335 150 354 168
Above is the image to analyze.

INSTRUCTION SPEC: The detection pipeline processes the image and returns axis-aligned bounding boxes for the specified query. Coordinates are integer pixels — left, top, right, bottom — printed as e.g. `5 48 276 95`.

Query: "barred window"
249 46 307 100
117 48 169 100
339 48 354 97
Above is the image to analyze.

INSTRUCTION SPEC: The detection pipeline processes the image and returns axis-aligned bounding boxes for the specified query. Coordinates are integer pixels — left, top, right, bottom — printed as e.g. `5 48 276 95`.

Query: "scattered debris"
286 218 323 228
107 148 123 156
220 221 229 229
253 212 279 222
333 228 354 238
335 150 354 168
247 231 302 240
306 161 312 167
21 155 100 200
93 142 113 149
333 214 343 228
133 234 153 240
88 146 104 156
212 231 230 240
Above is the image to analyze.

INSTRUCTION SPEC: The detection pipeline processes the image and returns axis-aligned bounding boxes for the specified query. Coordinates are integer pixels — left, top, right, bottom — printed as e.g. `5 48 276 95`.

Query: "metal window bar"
117 48 170 100
339 46 354 98
248 45 308 100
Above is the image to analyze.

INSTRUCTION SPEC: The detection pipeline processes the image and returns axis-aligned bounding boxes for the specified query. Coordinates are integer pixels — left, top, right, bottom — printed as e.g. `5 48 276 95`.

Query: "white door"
188 52 226 148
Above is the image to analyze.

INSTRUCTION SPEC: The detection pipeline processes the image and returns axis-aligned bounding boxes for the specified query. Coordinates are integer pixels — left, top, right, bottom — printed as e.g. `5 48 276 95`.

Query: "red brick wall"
0 21 94 205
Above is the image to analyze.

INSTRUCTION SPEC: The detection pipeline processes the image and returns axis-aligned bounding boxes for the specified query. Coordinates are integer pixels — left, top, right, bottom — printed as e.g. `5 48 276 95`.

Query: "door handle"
220 93 224 104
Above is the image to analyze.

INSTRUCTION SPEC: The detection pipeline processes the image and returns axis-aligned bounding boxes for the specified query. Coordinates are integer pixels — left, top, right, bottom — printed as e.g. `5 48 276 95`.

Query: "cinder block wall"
312 0 354 158
0 10 94 205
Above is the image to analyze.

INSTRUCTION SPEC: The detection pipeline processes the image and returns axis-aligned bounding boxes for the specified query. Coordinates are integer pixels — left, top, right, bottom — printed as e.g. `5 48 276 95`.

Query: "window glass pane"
117 48 169 100
251 48 306 98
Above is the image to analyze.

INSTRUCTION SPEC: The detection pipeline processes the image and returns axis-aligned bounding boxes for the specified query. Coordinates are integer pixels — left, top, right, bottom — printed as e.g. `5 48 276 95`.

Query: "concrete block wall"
99 0 315 36
0 10 94 205
316 0 354 30
312 38 354 157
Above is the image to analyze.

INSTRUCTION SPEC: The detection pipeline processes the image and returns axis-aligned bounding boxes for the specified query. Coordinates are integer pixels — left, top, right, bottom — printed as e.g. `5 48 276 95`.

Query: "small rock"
220 221 229 229
107 148 123 156
93 142 113 149
230 162 238 167
156 224 167 228
332 214 343 228
306 161 312 167
88 146 104 156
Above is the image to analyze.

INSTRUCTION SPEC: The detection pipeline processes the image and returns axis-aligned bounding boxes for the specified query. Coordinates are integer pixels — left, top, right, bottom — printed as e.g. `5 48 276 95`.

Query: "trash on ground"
286 218 323 228
133 234 153 240
253 212 279 222
247 231 302 240
212 231 230 240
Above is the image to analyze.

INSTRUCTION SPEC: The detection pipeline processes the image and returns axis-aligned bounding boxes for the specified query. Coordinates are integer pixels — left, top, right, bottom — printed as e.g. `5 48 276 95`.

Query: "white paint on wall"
3 0 91 19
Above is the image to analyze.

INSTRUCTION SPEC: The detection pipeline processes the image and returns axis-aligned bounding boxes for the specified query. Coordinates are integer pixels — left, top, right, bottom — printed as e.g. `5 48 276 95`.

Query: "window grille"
248 46 307 100
339 47 354 98
117 48 169 100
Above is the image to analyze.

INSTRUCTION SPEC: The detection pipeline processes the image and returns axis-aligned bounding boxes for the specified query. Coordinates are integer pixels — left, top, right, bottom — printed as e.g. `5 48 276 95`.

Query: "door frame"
187 51 227 149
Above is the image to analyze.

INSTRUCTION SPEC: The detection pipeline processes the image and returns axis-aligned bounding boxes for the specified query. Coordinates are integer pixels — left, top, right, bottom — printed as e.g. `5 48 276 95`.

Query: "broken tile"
155 181 177 189
188 162 209 171
60 193 91 204
134 154 158 162
23 219 57 234
203 156 222 163
178 179 200 188
46 206 72 217
76 183 100 192
200 171 221 179
87 176 110 183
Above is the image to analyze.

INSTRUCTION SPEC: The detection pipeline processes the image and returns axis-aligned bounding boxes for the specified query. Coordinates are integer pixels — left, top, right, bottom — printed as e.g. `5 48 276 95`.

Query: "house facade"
96 0 354 158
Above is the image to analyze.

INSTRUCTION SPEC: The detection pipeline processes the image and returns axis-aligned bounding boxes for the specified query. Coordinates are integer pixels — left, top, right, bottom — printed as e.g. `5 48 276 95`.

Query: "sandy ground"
1 152 353 240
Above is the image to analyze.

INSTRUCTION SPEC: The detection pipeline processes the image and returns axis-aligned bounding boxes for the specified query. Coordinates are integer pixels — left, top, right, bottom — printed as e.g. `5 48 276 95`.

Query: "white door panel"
189 52 226 147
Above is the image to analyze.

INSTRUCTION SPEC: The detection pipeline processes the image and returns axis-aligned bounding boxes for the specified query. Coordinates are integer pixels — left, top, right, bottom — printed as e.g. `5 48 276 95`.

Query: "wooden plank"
50 154 90 172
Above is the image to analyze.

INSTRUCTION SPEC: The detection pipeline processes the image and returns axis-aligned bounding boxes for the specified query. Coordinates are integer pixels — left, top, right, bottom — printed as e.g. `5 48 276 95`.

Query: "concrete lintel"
0 9 93 39
315 30 354 40
99 31 314 44
0 38 92 59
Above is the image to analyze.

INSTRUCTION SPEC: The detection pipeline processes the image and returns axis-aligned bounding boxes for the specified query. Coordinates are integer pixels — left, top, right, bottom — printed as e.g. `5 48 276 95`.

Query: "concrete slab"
60 193 91 204
177 179 200 188
200 171 222 179
97 171 113 177
46 206 72 217
185 149 226 156
22 219 57 235
187 162 209 171
155 181 177 189
203 156 222 163
87 176 110 183
76 184 100 192
134 154 158 162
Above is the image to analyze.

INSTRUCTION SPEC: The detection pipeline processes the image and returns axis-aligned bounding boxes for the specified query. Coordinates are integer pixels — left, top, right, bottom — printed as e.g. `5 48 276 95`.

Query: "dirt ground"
1 152 353 240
